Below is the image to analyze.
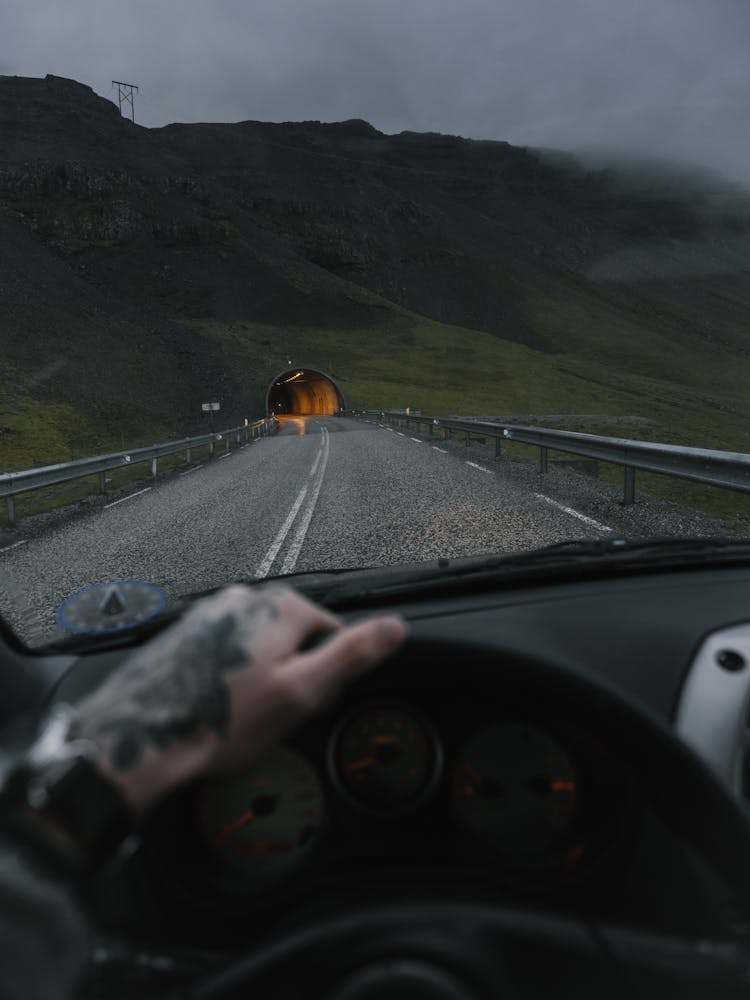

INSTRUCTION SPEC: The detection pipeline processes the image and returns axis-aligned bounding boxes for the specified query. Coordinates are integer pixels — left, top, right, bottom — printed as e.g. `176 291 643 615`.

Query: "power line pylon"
112 80 139 122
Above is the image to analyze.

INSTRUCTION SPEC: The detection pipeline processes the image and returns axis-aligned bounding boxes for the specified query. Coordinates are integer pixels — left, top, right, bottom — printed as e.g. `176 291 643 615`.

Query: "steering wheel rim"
184 635 750 999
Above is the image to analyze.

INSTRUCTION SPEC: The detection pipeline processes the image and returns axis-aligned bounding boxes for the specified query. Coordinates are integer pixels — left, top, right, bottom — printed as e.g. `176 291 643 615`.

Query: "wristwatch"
0 704 134 880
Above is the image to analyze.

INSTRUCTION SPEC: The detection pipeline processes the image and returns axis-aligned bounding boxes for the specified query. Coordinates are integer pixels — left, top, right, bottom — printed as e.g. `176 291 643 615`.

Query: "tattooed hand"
74 585 407 819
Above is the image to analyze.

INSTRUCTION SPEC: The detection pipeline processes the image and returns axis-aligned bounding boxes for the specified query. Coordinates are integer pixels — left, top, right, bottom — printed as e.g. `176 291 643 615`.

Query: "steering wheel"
183 637 750 999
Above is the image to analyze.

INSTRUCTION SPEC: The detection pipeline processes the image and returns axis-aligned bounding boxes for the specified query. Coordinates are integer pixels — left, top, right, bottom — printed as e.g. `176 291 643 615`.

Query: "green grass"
0 388 179 470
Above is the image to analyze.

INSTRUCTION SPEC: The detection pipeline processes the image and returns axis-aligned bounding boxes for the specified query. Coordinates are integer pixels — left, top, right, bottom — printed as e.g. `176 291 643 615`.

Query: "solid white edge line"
104 487 152 509
432 446 448 453
309 449 322 478
179 464 204 476
534 493 612 532
0 540 27 554
218 451 231 459
254 484 309 578
466 461 493 474
281 427 330 574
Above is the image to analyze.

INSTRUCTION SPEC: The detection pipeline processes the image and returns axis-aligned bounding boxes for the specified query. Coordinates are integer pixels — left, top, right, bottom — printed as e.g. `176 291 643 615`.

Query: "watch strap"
0 705 134 878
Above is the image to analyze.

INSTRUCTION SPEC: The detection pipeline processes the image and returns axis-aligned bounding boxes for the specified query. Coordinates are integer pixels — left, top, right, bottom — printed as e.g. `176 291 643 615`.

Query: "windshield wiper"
279 535 750 606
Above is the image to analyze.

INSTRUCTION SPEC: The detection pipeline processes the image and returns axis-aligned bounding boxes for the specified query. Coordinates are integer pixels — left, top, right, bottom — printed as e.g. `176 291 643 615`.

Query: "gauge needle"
343 753 377 773
550 779 576 792
212 809 255 847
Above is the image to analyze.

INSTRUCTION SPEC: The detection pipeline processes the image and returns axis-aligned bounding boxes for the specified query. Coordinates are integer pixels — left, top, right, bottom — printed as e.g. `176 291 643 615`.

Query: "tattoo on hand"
77 596 279 771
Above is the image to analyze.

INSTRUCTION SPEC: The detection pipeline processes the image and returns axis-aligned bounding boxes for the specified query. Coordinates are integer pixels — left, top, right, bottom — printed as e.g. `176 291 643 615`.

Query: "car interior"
4 551 750 999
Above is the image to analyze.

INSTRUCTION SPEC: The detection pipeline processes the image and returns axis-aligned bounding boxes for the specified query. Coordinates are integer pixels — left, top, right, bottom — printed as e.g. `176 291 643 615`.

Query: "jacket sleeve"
0 836 89 1000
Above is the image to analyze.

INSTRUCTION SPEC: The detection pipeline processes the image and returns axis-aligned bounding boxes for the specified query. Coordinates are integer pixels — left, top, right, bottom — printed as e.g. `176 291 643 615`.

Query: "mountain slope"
2 72 750 475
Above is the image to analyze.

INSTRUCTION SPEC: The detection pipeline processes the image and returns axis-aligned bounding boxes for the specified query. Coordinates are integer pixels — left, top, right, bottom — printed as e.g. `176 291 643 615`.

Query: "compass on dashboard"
57 580 167 635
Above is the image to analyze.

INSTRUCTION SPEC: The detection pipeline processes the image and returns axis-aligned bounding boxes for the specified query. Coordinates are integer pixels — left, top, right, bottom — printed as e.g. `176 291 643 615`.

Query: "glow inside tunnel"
266 369 345 416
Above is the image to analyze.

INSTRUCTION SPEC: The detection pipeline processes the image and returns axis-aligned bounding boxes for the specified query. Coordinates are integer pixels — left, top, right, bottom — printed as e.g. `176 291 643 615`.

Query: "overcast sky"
3 0 750 182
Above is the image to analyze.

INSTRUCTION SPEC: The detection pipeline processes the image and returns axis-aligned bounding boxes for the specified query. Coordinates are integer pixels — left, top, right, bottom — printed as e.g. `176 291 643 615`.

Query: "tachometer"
329 705 442 813
198 746 324 886
452 723 578 872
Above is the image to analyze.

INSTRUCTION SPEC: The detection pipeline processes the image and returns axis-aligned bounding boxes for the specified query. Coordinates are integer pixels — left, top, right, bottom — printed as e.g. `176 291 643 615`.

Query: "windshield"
2 0 750 646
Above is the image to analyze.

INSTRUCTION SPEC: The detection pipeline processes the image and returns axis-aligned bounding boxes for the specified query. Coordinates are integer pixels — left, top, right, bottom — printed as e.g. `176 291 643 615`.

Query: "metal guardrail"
0 416 277 524
352 409 750 506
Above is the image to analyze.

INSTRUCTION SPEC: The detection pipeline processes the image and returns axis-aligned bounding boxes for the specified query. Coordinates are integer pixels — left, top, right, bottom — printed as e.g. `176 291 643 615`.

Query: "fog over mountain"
3 0 750 184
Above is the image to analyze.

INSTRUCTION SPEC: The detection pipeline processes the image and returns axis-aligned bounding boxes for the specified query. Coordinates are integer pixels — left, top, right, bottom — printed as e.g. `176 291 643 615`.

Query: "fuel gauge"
453 722 579 873
329 706 442 813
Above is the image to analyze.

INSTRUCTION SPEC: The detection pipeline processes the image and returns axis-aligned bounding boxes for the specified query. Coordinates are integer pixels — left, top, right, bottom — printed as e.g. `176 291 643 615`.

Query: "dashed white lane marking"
281 426 331 574
255 485 309 578
409 437 422 443
179 464 204 476
104 487 152 509
534 493 612 532
396 432 405 437
432 446 448 454
466 461 493 474
0 540 27 554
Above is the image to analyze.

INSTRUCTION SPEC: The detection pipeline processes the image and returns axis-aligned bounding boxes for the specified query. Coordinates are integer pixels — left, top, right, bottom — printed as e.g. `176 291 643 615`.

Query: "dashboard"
144 688 637 911
6 560 750 996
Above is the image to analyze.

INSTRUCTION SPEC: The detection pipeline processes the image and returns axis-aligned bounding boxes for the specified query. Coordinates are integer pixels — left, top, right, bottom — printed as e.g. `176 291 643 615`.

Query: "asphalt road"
0 415 720 643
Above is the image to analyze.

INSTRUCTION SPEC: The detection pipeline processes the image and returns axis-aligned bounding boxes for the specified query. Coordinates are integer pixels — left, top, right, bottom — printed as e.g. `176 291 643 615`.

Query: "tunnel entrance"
266 368 346 416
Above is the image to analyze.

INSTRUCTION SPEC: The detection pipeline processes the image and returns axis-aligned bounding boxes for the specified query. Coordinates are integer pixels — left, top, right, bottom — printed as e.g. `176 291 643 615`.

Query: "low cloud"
3 0 750 182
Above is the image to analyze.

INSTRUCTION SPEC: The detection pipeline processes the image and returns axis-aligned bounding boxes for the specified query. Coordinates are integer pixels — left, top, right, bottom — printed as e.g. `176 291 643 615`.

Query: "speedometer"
329 705 442 813
452 723 579 873
197 746 324 887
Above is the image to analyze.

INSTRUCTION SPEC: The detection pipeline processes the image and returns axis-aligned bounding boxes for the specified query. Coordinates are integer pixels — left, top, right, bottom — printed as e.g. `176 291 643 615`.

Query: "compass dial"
57 580 167 635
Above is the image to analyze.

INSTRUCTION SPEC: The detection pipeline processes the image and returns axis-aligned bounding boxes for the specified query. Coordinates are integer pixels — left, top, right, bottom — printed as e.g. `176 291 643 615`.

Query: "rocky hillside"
3 73 750 467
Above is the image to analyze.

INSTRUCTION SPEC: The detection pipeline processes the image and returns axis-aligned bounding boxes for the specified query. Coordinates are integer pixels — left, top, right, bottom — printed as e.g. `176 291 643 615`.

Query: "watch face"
57 580 167 635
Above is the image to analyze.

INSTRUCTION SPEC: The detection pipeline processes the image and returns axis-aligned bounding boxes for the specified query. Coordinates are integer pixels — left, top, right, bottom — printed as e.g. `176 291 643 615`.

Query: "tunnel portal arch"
265 368 347 416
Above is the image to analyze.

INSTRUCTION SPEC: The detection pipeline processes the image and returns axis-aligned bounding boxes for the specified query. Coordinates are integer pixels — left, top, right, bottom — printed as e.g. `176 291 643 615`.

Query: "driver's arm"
75 584 407 818
0 584 407 1000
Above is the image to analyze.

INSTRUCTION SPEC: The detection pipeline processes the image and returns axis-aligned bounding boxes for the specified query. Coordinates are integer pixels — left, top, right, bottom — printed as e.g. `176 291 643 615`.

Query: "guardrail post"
225 437 230 453
98 471 107 494
623 467 636 505
6 496 15 525
465 429 470 447
186 446 191 463
539 447 548 474
209 441 214 457
151 457 158 479
495 436 502 459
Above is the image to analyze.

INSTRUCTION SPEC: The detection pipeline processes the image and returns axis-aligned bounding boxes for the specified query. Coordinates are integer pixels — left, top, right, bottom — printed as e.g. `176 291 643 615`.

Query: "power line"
112 80 139 123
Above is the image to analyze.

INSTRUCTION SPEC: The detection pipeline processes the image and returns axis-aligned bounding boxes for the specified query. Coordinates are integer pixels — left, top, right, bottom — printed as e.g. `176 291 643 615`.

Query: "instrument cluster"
186 700 636 898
